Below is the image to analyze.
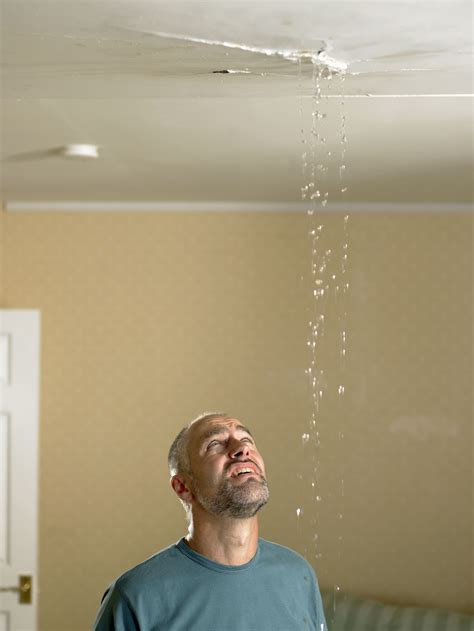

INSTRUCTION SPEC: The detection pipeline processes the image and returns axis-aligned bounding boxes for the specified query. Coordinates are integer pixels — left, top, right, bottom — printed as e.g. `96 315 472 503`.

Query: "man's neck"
184 513 259 566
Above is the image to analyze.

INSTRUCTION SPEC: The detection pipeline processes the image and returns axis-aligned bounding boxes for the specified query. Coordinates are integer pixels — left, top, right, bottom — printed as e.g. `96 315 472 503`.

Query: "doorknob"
0 574 32 604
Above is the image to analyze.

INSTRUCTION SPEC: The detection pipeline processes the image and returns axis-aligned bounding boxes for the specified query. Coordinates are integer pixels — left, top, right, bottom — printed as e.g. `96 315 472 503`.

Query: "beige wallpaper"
2 210 472 630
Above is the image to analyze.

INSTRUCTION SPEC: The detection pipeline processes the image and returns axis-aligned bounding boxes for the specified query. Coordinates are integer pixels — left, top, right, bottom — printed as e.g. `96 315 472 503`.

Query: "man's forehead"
190 417 253 443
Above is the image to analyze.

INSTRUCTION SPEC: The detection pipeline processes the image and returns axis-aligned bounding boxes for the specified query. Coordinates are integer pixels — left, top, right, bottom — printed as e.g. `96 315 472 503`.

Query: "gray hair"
168 411 229 522
167 411 229 478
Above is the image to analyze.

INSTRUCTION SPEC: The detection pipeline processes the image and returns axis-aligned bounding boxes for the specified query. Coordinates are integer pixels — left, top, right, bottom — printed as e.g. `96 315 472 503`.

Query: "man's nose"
229 439 250 459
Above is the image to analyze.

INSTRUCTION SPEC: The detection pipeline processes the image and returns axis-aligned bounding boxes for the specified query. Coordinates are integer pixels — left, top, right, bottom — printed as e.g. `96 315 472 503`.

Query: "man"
94 412 327 630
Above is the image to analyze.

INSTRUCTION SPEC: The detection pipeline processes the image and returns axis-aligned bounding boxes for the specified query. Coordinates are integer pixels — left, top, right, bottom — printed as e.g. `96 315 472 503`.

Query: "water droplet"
296 508 303 517
338 385 345 395
316 495 322 502
341 187 348 193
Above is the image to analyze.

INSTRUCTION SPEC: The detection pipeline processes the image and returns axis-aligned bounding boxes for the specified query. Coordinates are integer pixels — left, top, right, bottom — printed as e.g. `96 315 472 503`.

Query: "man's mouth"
228 463 260 478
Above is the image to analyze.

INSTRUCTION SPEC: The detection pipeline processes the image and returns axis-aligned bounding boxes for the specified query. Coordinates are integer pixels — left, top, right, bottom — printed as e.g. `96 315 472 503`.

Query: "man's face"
186 416 269 519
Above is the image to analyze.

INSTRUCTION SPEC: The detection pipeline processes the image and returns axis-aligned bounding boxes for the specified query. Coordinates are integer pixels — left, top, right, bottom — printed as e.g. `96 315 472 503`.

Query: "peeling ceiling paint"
1 1 473 206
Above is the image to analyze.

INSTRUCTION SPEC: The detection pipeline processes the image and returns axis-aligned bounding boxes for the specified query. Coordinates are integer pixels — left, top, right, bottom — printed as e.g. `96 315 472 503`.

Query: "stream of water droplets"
298 58 350 623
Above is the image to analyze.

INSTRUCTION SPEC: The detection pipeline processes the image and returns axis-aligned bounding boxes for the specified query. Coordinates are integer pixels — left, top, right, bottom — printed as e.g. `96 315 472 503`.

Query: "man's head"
168 412 269 520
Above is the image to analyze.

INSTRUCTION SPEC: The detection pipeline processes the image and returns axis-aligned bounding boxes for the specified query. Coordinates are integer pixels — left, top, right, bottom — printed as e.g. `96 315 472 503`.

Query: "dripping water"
333 68 350 619
298 54 351 625
299 57 332 562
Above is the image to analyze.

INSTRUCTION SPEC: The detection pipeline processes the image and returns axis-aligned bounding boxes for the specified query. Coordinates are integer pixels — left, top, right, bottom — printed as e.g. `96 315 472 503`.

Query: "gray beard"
192 474 270 519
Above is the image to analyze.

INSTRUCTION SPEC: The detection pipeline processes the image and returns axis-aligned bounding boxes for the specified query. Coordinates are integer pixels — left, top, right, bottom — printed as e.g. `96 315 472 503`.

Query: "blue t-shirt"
94 538 327 630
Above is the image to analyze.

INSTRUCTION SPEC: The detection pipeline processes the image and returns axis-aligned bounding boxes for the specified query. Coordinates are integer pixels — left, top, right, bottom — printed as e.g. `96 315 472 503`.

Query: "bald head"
168 411 229 478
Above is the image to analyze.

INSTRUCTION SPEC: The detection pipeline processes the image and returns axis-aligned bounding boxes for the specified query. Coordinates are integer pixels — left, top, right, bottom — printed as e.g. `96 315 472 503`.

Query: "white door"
0 311 40 631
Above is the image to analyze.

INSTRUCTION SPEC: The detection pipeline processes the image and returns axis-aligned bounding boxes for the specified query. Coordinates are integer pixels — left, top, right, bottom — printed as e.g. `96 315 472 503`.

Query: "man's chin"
230 487 270 516
193 478 269 518
226 497 269 519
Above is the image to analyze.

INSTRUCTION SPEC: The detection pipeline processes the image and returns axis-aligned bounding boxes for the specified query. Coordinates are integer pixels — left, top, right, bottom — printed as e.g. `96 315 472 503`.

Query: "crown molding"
3 201 473 213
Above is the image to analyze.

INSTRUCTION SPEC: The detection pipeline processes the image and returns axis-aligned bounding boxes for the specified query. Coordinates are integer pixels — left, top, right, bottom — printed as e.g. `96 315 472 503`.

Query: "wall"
3 210 472 630
0 209 4 304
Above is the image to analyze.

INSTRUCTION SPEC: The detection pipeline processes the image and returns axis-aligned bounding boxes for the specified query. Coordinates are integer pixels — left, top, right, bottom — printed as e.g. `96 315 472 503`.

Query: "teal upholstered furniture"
321 590 474 631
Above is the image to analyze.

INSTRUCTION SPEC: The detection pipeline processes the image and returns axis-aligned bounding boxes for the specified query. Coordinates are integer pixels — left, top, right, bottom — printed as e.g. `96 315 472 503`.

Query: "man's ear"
171 475 193 503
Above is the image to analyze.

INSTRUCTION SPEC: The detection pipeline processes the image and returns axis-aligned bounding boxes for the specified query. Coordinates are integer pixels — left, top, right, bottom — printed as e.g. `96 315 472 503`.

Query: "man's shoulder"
259 538 316 573
113 540 184 593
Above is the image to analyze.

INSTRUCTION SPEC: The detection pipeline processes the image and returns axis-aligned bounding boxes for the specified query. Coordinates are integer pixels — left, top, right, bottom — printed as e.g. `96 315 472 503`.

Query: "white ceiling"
1 1 473 208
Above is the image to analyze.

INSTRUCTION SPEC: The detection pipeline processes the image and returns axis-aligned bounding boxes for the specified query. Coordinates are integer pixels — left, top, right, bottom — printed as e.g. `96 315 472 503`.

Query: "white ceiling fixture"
60 144 100 160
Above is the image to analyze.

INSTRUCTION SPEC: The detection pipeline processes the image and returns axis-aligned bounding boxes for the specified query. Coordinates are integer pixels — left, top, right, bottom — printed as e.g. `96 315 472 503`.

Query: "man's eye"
242 437 254 444
207 440 220 449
